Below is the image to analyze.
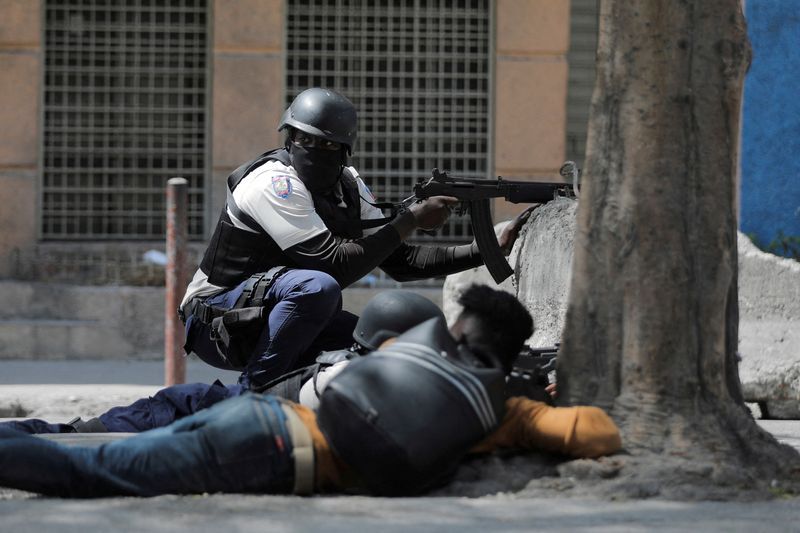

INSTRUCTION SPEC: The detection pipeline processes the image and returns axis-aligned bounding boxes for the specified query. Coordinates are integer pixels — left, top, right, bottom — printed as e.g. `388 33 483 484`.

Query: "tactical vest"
316 317 507 496
253 349 356 402
199 149 366 288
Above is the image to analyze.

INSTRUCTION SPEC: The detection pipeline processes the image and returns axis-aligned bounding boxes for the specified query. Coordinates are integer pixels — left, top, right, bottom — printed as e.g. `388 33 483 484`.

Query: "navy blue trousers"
1 381 245 434
0 394 296 497
186 269 358 389
0 269 356 436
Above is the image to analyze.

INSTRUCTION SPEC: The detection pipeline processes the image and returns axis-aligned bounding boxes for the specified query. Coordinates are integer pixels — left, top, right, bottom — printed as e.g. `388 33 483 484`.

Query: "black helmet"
278 88 358 154
353 291 444 351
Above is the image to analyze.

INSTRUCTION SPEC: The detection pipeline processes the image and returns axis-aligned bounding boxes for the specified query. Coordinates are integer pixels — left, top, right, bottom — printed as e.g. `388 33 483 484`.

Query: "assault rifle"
506 344 558 404
410 163 579 283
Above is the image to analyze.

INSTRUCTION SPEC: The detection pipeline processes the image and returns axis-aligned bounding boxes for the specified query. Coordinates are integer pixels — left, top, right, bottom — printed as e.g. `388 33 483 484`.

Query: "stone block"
737 234 800 418
0 281 446 361
494 59 567 172
212 54 284 168
0 282 163 360
510 198 576 346
496 0 570 54
738 234 800 320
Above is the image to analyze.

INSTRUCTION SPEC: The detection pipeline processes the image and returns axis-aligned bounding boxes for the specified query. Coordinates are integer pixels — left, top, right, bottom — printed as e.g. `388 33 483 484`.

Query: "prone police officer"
1 290 445 435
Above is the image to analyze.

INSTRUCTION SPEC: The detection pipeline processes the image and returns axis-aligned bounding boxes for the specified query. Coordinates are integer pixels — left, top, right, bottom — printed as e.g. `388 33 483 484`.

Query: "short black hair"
456 284 534 372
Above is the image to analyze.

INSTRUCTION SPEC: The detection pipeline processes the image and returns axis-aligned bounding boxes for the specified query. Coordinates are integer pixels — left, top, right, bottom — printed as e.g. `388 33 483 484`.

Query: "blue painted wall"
741 1 800 253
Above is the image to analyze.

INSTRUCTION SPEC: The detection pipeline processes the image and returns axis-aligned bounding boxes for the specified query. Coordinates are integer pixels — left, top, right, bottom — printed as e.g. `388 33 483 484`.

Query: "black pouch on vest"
210 306 266 369
316 318 507 496
205 267 287 369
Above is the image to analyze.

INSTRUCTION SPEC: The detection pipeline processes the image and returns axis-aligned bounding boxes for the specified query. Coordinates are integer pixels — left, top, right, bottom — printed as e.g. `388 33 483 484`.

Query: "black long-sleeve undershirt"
285 225 403 288
378 241 483 282
284 214 483 288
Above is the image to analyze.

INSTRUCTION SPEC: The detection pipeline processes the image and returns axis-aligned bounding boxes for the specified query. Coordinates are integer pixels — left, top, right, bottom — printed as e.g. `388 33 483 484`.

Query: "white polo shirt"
181 159 385 307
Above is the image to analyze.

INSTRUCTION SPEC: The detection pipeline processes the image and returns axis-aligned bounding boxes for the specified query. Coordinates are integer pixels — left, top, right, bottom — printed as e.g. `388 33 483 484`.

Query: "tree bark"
558 0 800 494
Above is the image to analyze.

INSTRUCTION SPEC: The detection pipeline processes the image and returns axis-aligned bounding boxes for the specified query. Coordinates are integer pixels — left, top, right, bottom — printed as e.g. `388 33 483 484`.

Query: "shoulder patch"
271 175 293 199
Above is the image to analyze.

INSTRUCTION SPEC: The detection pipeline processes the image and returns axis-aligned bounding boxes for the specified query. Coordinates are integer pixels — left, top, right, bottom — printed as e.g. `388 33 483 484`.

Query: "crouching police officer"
180 88 524 389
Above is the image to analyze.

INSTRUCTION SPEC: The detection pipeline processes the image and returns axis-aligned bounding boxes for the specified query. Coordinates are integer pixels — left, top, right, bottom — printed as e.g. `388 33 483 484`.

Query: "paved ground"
0 358 240 386
1 493 799 533
1 360 799 532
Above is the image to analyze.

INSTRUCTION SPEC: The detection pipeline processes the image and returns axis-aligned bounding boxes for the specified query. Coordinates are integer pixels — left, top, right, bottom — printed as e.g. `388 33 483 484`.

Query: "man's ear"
448 317 466 340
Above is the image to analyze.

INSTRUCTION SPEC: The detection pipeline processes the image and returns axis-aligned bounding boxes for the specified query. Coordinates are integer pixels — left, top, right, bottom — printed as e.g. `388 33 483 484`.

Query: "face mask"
290 144 344 194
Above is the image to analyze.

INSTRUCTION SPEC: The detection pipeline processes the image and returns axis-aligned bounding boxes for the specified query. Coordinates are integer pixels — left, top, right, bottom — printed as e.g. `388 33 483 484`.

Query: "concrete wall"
443 200 576 347
737 233 800 418
741 1 800 251
0 281 442 360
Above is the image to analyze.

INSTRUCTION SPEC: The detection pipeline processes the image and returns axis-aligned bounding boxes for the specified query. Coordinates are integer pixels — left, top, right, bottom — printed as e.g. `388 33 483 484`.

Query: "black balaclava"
289 143 345 194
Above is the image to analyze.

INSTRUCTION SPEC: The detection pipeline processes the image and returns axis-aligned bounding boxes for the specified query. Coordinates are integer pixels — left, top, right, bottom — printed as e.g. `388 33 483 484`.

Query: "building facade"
0 0 593 284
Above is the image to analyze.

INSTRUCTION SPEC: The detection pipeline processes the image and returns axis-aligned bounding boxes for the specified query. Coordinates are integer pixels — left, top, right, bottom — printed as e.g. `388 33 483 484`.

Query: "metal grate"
41 0 209 240
286 0 493 245
565 0 598 167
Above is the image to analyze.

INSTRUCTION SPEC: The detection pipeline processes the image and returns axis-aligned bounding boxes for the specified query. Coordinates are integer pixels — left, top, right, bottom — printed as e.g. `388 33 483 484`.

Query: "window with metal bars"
41 0 209 240
566 0 598 167
286 0 493 245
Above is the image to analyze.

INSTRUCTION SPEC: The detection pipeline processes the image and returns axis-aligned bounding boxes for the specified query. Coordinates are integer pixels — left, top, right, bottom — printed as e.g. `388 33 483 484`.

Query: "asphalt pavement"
1 359 799 532
0 358 241 386
1 494 799 533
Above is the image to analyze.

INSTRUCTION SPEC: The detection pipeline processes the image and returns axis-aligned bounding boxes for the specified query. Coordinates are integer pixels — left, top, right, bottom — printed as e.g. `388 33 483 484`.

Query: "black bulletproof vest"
199 149 364 288
253 349 356 402
316 317 507 496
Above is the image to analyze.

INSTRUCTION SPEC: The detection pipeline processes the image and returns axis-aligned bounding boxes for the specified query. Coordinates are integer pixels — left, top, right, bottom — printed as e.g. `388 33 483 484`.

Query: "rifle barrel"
414 175 574 204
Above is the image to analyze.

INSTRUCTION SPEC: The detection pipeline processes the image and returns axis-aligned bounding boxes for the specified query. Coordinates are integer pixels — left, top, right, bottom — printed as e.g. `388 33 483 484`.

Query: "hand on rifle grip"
545 382 558 399
409 195 458 232
498 204 540 255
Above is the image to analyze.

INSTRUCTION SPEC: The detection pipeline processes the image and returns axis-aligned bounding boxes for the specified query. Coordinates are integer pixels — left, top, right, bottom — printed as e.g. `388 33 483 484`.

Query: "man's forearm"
285 213 416 288
379 241 483 282
470 397 622 458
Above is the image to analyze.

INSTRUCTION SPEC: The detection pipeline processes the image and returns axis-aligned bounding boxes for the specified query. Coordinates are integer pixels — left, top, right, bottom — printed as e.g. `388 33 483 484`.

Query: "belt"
280 403 315 495
178 266 289 325
179 298 227 325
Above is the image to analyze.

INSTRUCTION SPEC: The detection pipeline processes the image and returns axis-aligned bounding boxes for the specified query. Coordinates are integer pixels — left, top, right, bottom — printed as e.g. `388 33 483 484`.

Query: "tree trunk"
558 0 800 497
